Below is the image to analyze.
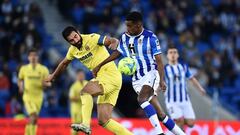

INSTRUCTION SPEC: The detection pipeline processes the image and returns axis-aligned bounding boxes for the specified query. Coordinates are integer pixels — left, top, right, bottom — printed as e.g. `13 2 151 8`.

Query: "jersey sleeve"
66 47 74 60
117 38 126 57
91 33 106 46
42 66 49 79
18 66 24 80
117 38 123 54
185 64 194 79
150 35 162 56
69 84 76 98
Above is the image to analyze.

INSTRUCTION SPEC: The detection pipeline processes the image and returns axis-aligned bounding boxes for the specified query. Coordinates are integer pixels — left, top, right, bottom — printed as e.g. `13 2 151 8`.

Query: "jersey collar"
125 29 144 38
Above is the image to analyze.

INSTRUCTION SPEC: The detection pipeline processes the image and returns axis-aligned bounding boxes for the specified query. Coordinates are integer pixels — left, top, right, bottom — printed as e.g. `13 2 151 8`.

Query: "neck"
30 62 37 67
169 60 178 65
136 27 144 35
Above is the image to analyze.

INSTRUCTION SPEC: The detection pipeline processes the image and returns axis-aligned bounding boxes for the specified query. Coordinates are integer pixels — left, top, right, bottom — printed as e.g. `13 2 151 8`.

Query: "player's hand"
92 65 101 78
42 81 52 87
44 74 54 84
19 87 24 94
159 80 167 92
200 88 206 96
108 40 119 50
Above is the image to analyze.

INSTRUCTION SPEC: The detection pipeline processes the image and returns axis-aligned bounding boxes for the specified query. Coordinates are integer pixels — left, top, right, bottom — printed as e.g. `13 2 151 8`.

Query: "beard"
73 40 82 48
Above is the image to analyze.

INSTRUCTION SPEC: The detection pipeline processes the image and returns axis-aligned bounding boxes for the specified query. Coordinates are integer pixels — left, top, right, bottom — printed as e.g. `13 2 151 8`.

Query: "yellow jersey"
18 63 49 100
69 80 88 112
66 33 118 71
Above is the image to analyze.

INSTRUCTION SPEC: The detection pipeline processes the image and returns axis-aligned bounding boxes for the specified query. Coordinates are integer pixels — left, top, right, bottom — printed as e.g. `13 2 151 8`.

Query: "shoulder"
83 33 100 39
178 62 188 70
68 46 76 52
71 81 79 88
164 64 170 69
119 33 126 38
39 64 48 70
142 29 156 38
20 64 28 70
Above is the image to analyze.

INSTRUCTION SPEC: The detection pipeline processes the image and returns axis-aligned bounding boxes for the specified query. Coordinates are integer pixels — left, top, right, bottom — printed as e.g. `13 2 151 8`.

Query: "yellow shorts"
23 95 43 115
92 65 122 106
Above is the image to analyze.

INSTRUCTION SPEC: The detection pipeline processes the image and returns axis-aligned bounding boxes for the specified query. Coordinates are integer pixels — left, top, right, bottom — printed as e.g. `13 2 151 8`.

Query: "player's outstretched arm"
155 54 167 92
104 36 119 50
45 58 72 83
92 51 121 78
189 77 206 95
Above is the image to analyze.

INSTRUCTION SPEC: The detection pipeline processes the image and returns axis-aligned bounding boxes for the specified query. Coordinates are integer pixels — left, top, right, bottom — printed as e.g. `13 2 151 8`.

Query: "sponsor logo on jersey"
79 52 93 61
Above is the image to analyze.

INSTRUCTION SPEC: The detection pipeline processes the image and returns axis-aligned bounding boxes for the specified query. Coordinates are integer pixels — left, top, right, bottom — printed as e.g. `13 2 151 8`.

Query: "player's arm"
17 79 24 94
155 54 167 92
151 35 166 92
18 67 24 94
45 58 72 82
189 77 206 95
92 51 121 77
42 67 52 87
99 35 119 50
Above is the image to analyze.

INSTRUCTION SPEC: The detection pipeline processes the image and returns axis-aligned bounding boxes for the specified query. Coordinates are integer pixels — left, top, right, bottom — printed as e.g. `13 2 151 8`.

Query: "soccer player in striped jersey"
93 11 185 135
164 46 206 131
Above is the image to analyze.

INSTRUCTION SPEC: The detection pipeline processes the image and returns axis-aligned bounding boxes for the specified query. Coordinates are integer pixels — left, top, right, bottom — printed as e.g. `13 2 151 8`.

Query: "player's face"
167 48 179 62
67 31 82 47
125 21 142 36
76 71 85 81
28 52 38 63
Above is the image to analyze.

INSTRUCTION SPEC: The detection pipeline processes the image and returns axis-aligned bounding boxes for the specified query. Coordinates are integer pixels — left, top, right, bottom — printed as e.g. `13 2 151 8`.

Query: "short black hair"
167 45 178 52
28 48 38 55
126 11 143 22
62 26 78 41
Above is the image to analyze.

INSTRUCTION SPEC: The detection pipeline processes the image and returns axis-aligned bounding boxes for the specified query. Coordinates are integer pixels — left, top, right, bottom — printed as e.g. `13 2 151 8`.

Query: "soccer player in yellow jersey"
69 69 93 135
18 48 51 135
45 26 133 135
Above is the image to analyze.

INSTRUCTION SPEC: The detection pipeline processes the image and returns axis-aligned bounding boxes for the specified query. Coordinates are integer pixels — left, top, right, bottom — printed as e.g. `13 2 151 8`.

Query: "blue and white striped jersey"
117 29 162 81
164 63 194 103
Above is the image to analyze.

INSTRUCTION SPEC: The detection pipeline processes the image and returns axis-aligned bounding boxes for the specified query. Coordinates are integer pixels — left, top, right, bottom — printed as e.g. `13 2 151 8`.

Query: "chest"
166 66 186 81
25 68 42 80
72 44 95 60
125 36 151 56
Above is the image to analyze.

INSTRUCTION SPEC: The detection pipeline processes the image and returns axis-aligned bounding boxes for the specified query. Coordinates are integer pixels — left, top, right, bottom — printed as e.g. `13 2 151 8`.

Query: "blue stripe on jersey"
177 65 183 102
134 36 145 77
164 65 170 103
170 66 177 102
98 35 105 45
142 36 151 72
185 87 188 101
119 39 127 57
